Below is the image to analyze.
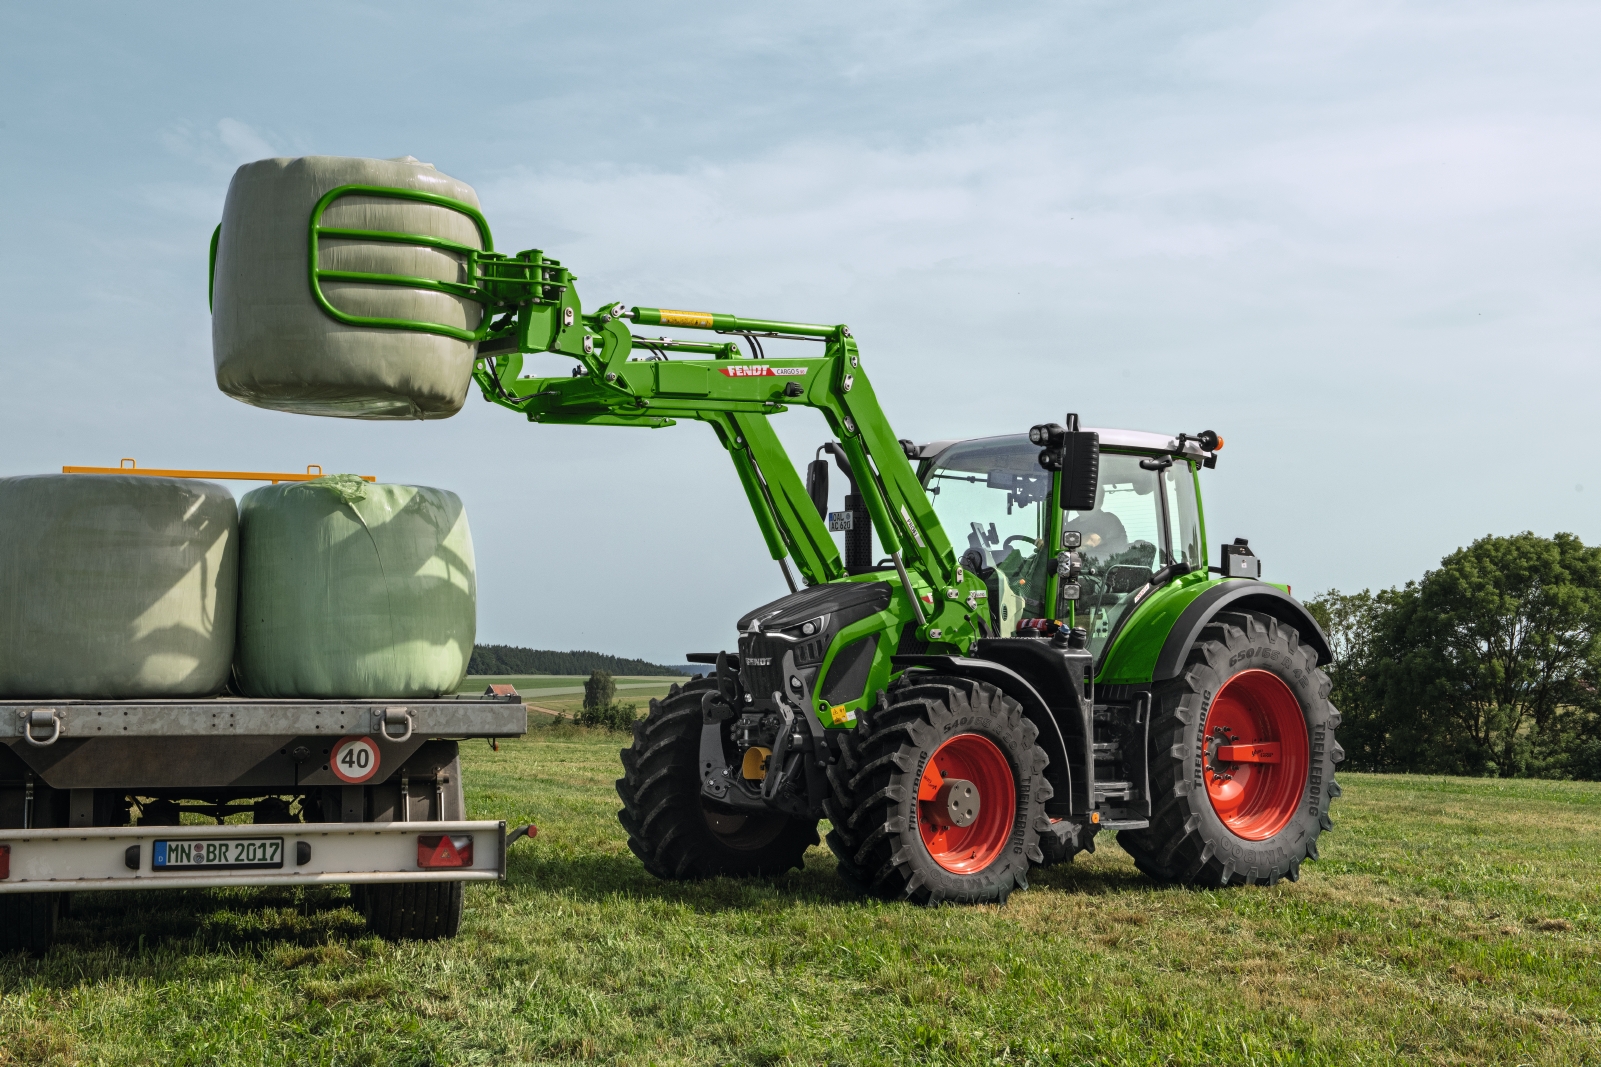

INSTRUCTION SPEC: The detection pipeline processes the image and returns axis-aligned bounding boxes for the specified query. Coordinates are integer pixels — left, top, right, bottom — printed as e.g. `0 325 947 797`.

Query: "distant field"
460 674 691 717
2 724 1597 1065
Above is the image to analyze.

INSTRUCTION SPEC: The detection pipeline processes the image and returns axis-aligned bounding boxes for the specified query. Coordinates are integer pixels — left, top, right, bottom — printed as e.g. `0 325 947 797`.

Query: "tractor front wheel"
834 674 1049 905
617 677 818 880
1118 610 1343 887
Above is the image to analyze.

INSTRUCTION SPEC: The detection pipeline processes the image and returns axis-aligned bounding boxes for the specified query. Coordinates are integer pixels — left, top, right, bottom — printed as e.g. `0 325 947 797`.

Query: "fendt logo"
718 366 808 377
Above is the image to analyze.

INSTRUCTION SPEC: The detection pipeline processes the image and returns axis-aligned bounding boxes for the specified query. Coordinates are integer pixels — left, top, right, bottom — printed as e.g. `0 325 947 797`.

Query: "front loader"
217 171 1344 905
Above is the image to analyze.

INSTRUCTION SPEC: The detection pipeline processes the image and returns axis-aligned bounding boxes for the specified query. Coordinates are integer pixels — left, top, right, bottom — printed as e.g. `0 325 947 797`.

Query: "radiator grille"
738 634 785 700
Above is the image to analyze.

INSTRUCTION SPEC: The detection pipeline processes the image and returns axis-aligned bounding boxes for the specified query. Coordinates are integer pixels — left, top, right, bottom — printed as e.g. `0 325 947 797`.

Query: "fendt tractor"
214 168 1343 907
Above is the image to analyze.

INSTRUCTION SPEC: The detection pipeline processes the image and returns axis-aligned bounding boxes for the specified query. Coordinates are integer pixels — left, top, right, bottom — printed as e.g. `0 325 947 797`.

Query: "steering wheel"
1002 535 1039 552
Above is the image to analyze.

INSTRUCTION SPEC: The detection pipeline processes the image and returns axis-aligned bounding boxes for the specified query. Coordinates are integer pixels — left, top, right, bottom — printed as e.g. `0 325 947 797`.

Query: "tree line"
1307 532 1601 780
468 644 688 677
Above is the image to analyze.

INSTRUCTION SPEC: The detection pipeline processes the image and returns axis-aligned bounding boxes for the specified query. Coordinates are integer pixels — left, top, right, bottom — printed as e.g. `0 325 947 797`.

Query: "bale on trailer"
0 474 237 699
235 475 477 698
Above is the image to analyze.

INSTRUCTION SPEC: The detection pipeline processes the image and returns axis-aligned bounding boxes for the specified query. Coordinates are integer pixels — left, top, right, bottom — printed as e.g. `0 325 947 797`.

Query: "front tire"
835 674 1049 905
617 678 818 880
1118 610 1343 887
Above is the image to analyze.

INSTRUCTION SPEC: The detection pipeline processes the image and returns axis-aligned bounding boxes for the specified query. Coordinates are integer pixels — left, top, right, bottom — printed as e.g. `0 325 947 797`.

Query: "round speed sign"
330 735 381 784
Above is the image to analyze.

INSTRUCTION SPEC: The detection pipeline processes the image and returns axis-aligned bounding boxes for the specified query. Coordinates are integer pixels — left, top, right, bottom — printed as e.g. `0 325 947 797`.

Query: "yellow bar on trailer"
62 459 376 484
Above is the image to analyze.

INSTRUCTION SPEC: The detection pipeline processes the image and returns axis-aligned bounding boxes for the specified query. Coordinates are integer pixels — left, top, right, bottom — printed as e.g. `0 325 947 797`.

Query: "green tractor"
218 169 1343 905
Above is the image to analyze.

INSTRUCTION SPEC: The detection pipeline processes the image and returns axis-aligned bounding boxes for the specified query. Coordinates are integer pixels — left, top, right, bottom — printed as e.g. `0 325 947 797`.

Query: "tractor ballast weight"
210 157 1343 903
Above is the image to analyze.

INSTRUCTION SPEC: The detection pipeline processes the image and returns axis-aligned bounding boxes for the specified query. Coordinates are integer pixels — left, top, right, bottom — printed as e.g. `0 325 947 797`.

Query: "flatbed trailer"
0 691 529 951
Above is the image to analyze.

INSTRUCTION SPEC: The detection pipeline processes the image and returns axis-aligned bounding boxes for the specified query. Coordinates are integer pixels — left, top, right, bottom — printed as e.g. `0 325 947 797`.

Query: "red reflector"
417 834 473 869
0 844 9 880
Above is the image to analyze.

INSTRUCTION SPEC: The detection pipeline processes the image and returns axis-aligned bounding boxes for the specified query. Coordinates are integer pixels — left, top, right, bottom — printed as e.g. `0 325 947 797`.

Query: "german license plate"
153 837 284 870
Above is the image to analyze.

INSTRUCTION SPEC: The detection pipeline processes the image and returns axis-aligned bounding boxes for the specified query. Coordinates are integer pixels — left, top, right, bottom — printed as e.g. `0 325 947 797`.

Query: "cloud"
159 118 282 173
216 118 277 163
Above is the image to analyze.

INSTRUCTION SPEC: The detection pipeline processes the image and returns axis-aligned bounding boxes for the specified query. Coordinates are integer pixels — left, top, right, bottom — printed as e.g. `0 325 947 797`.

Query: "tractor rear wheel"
834 674 1048 905
617 677 818 879
1118 610 1342 887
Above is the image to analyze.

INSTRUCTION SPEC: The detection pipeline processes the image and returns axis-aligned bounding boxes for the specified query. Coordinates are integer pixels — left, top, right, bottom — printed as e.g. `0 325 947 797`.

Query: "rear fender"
1152 582 1332 682
1097 576 1332 685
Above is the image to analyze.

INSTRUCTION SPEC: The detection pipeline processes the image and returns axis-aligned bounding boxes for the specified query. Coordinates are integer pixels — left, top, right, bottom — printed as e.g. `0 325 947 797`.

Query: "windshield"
925 436 1204 659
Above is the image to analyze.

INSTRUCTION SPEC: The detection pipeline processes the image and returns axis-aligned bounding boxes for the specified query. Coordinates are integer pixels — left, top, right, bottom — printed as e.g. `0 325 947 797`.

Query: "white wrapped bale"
212 155 484 420
235 476 476 698
0 475 238 698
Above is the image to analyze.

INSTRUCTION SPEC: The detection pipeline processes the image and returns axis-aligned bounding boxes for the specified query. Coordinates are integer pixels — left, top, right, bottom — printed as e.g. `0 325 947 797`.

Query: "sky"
2 1 1597 664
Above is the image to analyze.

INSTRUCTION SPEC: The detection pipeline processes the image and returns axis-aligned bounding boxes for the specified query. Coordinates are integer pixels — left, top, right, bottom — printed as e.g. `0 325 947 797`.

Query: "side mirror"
1031 414 1100 512
806 457 829 519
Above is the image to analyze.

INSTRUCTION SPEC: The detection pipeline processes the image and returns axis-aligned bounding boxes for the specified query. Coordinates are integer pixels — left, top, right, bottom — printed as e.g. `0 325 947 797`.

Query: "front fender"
892 654 1077 817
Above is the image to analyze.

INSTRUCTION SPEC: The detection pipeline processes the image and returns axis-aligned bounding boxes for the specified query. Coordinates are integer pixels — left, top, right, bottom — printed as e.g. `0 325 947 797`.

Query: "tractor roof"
916 428 1218 464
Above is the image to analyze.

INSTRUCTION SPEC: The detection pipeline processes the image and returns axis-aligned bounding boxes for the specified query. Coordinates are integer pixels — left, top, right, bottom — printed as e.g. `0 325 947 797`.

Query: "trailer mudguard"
1151 580 1332 683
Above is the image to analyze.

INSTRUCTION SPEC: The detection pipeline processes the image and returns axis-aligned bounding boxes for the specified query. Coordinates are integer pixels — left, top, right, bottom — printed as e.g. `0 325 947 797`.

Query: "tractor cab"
920 429 1207 658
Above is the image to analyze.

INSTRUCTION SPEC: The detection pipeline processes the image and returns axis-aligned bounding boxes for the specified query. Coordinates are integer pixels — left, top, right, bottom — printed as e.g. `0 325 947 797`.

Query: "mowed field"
2 710 1598 1065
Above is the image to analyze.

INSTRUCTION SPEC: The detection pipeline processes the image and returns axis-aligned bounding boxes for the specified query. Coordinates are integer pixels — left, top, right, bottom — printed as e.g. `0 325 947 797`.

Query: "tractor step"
1097 818 1149 831
1094 780 1136 801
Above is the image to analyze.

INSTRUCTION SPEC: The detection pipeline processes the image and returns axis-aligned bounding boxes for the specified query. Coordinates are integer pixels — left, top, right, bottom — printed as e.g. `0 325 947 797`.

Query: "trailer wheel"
1118 610 1343 887
837 674 1048 905
616 678 818 880
360 754 466 941
0 892 60 956
361 880 464 941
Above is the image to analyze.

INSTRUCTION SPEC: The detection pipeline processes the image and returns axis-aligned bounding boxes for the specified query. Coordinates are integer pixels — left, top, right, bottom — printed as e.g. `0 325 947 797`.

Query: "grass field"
2 717 1598 1066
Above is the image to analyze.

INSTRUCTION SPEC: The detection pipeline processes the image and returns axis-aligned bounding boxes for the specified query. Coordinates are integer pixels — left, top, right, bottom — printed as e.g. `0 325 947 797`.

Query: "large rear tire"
1118 610 1343 886
617 678 818 880
832 674 1049 905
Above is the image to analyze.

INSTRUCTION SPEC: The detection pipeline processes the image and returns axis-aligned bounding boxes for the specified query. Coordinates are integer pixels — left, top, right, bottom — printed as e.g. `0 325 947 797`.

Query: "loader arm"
472 302 981 648
273 184 985 649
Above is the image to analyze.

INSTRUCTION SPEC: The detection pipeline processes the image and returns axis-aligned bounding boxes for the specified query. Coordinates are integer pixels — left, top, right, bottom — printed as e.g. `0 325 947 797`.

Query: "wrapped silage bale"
235 476 476 698
0 475 238 699
212 155 484 420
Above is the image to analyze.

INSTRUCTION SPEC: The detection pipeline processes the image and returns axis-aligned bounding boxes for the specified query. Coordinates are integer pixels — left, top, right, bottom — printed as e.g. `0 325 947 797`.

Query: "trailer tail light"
417 834 474 869
0 844 9 880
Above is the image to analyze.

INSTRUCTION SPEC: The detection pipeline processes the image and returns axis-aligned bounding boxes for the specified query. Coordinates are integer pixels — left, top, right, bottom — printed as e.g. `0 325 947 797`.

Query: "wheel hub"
1201 669 1309 841
928 778 980 828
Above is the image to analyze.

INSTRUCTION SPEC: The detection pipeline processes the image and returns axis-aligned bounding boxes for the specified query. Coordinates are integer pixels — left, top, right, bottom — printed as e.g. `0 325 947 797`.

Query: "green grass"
3 724 1599 1065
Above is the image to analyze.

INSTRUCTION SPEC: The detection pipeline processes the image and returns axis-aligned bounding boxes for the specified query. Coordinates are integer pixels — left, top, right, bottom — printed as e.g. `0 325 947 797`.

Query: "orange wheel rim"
1202 669 1309 841
917 733 1015 874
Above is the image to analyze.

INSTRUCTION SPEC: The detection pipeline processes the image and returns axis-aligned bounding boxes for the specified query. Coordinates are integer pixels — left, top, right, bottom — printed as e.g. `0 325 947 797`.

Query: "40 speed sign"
331 735 382 784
